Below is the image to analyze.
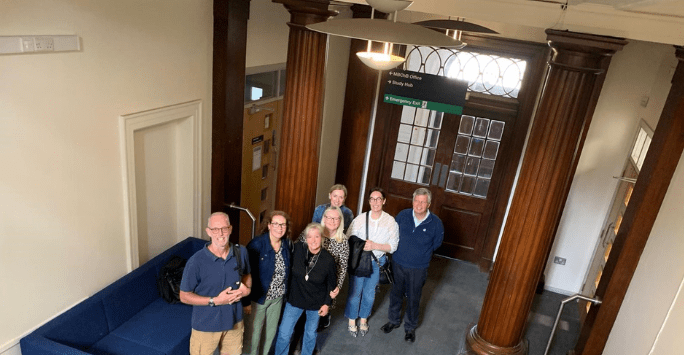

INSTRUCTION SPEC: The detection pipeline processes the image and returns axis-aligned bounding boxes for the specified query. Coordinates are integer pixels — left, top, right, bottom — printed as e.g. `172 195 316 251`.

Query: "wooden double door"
376 96 521 266
358 37 549 268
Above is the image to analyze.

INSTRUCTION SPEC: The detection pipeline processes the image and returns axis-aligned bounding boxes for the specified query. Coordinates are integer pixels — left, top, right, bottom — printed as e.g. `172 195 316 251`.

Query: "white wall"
604 151 684 354
0 0 213 352
543 41 676 294
245 0 290 68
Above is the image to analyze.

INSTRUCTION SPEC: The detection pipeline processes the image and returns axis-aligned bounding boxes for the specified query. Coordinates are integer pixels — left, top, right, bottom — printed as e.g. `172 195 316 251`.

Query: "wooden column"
211 0 250 241
464 30 626 354
273 0 336 235
577 46 684 355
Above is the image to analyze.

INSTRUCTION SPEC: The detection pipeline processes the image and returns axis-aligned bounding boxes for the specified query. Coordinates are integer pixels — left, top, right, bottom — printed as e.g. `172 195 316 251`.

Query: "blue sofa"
21 237 206 355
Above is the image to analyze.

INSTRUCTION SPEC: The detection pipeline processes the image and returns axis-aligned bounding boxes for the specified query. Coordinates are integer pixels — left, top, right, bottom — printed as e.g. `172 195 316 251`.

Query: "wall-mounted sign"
383 69 468 115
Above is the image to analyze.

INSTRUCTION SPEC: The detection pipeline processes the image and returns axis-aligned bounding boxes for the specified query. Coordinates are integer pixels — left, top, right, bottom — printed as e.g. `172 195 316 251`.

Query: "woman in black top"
273 223 337 355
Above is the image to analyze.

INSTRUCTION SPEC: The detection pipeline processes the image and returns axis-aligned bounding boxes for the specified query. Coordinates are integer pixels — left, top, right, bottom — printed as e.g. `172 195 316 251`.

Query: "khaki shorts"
190 321 244 355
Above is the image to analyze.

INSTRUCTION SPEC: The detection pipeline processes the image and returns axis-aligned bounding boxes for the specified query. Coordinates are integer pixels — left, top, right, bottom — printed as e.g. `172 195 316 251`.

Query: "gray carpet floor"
246 255 581 355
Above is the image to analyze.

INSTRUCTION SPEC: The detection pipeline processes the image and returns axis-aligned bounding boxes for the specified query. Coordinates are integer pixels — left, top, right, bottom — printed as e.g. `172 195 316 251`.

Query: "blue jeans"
388 262 428 331
274 302 319 355
345 255 385 320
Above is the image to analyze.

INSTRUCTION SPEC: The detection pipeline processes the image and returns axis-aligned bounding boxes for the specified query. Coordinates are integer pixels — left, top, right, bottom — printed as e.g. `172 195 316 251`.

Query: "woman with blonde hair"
299 206 349 329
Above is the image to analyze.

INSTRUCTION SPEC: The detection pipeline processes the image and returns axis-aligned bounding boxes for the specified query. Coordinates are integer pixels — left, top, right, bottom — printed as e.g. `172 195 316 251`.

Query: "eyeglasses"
369 197 384 203
270 222 287 228
209 226 231 234
323 215 341 222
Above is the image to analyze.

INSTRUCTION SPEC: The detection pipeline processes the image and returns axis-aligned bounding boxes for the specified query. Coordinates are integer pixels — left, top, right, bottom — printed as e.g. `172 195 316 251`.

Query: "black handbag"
373 253 394 285
348 235 373 277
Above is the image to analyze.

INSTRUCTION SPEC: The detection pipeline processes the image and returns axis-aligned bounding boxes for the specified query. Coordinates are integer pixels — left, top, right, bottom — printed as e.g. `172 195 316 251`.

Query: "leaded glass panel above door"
405 46 527 98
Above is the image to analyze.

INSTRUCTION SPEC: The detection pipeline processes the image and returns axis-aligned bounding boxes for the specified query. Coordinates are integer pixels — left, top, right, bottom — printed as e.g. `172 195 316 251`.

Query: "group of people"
180 184 444 355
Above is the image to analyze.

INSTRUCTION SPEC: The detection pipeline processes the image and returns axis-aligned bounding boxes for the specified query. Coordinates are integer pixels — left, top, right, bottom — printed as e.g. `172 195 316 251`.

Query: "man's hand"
363 240 374 251
225 287 243 304
318 305 329 317
244 304 252 315
213 286 234 305
330 287 340 299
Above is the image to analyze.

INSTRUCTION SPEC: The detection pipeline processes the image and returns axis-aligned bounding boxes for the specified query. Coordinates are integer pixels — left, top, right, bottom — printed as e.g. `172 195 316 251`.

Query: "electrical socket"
34 37 54 51
553 256 566 265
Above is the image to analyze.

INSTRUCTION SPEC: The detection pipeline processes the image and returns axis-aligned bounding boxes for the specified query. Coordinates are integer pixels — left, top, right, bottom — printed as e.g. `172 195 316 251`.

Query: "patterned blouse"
265 247 286 301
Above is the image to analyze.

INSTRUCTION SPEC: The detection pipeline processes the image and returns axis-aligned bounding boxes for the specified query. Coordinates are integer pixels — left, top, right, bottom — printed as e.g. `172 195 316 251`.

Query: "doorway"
369 37 549 268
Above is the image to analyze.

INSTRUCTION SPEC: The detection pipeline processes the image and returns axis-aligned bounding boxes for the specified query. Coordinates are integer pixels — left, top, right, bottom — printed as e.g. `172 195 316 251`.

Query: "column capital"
273 0 337 26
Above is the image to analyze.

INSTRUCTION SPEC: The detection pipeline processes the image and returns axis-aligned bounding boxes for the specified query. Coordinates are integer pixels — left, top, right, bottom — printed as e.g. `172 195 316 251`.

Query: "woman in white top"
343 187 399 337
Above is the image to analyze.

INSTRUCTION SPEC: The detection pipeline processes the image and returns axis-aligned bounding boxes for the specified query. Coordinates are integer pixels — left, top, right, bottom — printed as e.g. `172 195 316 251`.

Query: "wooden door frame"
211 0 250 243
359 34 550 270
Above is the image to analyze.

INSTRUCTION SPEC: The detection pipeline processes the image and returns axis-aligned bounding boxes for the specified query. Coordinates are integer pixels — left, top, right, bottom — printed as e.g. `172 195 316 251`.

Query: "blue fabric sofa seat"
21 237 206 355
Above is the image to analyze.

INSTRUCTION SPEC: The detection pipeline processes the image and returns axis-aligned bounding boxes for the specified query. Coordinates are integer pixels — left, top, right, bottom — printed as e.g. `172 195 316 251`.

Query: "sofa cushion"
41 297 109 351
110 298 193 355
101 265 159 331
89 334 165 355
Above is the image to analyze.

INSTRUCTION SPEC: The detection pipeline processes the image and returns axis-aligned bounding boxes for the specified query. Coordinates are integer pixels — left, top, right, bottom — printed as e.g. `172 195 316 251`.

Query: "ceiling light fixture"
306 1 465 71
413 18 498 42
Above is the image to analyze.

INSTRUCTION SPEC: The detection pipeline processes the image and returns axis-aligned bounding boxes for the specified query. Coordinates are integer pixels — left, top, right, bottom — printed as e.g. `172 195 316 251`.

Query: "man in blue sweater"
381 188 444 343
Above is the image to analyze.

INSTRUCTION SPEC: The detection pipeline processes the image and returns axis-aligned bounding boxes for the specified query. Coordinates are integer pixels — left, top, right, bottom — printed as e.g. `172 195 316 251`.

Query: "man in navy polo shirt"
180 212 252 355
381 188 443 343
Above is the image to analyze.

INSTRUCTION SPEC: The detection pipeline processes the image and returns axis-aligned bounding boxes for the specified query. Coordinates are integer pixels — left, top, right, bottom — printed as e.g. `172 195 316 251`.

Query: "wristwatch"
208 297 215 307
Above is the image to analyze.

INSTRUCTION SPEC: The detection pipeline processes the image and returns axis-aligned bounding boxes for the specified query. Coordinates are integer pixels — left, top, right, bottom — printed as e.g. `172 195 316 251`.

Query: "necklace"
305 249 320 282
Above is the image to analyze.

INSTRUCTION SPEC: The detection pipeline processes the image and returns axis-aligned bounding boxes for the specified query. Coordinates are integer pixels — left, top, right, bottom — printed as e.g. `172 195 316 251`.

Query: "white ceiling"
569 0 684 18
340 0 684 46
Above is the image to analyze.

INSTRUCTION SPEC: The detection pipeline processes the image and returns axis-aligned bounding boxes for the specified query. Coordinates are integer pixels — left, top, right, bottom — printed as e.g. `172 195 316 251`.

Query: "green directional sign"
383 69 468 115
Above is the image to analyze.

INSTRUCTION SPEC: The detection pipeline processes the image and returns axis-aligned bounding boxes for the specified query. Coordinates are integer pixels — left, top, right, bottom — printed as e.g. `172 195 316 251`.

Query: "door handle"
432 163 442 186
439 163 449 188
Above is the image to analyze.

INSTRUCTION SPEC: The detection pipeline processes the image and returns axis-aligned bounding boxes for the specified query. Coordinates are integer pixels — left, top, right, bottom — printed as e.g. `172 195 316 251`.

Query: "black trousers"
387 262 428 331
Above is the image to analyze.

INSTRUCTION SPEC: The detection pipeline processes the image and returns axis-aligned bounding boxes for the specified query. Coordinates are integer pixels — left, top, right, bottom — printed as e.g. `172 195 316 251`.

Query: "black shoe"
405 330 415 343
381 322 400 334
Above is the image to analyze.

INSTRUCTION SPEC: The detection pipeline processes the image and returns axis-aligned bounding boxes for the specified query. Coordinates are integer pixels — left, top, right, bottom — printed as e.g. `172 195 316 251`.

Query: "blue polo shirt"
180 242 250 332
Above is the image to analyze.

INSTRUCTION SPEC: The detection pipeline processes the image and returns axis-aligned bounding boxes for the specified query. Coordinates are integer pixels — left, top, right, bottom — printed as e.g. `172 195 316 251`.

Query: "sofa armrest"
20 335 91 355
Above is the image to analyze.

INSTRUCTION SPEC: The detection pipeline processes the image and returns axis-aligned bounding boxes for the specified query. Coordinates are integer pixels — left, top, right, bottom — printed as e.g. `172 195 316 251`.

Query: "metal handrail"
229 204 256 240
543 294 602 355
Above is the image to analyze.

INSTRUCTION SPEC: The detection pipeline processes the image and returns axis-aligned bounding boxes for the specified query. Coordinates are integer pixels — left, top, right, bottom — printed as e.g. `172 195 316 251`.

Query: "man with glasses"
180 212 252 355
381 188 443 343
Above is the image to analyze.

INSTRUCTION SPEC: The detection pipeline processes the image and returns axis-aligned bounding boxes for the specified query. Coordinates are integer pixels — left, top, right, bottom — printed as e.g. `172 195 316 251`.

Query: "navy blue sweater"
393 209 444 269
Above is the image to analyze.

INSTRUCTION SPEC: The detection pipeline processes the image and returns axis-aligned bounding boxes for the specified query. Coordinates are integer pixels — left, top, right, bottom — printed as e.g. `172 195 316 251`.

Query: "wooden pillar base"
464 325 527 355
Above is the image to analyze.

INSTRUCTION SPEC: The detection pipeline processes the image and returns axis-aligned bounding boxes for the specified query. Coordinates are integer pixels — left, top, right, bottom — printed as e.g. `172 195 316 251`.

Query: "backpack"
232 244 244 276
157 255 187 304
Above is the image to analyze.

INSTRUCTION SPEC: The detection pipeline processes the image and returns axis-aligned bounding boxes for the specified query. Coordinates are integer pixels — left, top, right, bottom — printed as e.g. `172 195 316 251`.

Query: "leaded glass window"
391 108 443 184
405 46 527 99
446 116 504 198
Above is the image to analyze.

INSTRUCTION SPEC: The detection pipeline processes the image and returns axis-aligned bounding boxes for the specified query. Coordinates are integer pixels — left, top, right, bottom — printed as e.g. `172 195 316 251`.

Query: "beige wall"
544 41 676 293
604 152 684 354
245 0 290 68
0 0 213 352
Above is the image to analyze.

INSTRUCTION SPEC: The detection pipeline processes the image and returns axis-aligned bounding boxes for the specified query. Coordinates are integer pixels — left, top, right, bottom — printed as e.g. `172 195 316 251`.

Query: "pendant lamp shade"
307 18 465 48
365 0 413 13
413 19 498 34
